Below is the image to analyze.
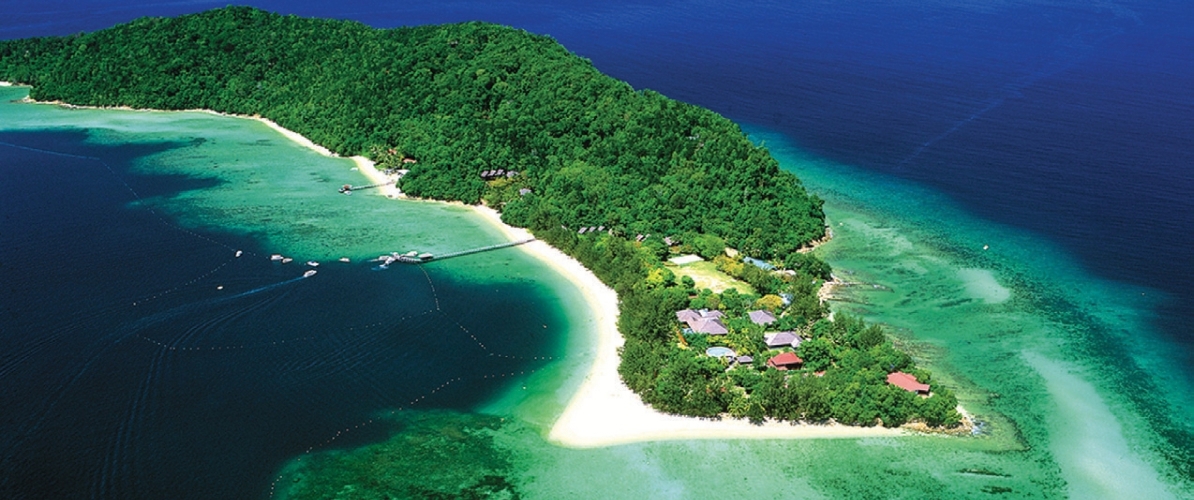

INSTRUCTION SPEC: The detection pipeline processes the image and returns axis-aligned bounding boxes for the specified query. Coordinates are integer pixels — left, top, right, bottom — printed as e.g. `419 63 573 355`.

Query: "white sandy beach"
29 95 911 447
469 210 906 447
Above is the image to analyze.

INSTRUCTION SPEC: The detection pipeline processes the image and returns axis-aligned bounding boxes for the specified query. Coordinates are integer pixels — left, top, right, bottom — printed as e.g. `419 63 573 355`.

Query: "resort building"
764 331 801 349
767 352 803 370
886 372 930 395
689 318 729 335
677 309 729 334
747 310 777 326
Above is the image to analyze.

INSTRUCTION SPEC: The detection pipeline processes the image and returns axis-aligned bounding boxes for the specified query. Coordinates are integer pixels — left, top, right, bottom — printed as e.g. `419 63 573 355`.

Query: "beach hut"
886 372 930 394
767 352 803 371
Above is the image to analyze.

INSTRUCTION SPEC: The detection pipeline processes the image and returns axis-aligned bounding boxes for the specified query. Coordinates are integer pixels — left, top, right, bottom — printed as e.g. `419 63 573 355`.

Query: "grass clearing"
672 260 756 295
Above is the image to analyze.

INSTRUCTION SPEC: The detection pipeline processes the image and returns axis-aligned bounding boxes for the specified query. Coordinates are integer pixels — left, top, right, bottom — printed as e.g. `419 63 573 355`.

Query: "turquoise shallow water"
748 126 1194 497
0 86 588 498
277 125 1194 499
3 85 1191 498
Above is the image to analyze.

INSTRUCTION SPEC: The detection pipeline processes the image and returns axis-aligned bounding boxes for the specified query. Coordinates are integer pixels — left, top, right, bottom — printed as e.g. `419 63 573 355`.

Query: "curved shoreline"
24 93 911 447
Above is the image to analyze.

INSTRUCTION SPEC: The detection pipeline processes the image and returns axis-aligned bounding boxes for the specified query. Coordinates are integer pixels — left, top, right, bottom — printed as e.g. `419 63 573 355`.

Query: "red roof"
887 372 930 393
767 352 803 370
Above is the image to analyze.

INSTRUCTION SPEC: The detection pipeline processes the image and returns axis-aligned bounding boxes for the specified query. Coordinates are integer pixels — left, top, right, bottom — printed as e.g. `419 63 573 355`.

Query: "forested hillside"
0 6 824 259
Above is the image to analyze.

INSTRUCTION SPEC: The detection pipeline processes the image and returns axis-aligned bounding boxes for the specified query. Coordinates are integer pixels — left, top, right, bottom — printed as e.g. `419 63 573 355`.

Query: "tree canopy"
0 6 825 259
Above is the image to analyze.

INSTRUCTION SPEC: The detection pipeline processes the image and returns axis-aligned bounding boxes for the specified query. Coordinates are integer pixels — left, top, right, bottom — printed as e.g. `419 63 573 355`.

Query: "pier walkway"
398 238 536 264
339 180 395 194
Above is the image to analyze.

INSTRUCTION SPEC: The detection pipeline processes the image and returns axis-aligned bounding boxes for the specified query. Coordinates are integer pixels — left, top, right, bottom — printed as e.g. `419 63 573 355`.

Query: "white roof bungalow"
677 309 729 335
764 331 801 349
747 310 777 326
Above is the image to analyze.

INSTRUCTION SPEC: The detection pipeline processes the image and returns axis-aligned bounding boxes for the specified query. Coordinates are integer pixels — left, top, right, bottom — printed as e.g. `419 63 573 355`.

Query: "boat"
281 257 293 264
307 261 320 267
303 270 317 278
270 254 283 261
235 250 243 258
339 257 350 263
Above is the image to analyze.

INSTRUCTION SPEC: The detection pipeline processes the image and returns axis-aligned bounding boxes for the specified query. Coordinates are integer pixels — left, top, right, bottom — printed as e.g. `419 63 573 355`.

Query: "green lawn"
672 260 756 295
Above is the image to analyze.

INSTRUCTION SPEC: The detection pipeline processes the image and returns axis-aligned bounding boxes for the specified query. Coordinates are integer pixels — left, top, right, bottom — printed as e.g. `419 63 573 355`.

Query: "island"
0 6 961 434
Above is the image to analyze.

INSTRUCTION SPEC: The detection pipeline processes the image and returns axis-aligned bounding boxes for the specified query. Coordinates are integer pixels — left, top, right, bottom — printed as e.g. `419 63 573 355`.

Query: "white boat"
281 257 293 264
307 261 320 267
303 270 317 278
235 250 243 258
270 254 283 261
339 257 350 263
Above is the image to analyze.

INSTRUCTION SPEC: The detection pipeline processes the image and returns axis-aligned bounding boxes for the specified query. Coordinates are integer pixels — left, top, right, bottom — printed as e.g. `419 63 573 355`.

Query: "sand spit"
469 211 906 447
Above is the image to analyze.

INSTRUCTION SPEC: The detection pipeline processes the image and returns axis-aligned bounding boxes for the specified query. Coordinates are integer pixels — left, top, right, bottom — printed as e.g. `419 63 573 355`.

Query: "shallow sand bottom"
1024 352 1176 499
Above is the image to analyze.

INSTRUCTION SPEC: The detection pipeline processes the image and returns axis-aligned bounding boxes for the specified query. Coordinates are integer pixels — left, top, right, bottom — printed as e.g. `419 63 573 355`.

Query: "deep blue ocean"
2 0 1192 498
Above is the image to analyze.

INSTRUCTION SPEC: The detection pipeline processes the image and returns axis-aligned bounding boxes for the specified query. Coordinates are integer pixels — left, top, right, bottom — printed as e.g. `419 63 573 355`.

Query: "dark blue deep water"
3 0 1192 498
0 131 563 497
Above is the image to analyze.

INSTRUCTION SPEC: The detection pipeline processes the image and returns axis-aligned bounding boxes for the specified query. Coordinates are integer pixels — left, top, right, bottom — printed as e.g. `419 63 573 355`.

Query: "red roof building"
887 372 930 394
767 352 803 371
